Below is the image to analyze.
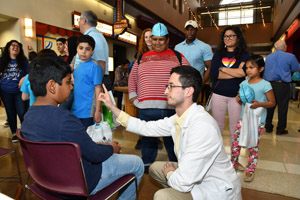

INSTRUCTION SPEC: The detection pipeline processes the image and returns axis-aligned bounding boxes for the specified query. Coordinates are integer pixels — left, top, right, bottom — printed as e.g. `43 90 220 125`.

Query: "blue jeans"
0 91 26 134
138 108 177 166
90 154 144 200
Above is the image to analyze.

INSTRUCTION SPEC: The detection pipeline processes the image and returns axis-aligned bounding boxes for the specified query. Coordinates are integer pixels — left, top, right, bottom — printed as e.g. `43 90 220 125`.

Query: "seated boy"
71 35 103 129
20 56 144 199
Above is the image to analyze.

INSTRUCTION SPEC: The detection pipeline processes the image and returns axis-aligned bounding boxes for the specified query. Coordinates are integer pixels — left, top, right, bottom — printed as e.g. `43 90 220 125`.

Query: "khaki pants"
149 161 193 200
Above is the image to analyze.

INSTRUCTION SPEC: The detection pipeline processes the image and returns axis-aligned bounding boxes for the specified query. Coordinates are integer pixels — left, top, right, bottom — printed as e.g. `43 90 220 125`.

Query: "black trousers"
265 82 290 131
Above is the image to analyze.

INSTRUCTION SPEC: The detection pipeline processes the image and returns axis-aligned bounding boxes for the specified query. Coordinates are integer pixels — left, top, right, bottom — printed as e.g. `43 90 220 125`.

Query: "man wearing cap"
128 23 190 173
175 20 213 85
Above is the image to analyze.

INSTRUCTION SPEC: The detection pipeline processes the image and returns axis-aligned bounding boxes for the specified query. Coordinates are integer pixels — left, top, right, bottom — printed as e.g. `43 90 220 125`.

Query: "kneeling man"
99 65 241 200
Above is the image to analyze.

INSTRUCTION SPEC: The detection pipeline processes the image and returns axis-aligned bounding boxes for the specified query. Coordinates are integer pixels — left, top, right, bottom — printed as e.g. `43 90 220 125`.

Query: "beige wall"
0 19 21 47
197 23 273 50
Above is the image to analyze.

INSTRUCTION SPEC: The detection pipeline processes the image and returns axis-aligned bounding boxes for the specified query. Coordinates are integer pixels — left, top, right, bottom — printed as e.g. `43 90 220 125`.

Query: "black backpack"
137 49 182 65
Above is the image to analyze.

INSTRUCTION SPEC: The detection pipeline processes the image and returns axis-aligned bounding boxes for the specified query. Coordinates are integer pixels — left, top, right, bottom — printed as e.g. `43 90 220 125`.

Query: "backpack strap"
172 49 182 65
137 53 143 65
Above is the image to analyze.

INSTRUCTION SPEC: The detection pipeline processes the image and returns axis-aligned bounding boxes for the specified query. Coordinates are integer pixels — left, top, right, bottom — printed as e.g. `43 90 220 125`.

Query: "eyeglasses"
165 84 189 90
11 44 20 48
223 35 237 39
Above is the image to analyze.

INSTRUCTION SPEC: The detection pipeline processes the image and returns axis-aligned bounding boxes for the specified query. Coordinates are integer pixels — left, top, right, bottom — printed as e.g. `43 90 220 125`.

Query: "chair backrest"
17 131 90 197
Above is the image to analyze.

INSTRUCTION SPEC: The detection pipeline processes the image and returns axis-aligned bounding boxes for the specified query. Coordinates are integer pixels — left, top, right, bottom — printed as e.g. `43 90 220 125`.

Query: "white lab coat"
126 103 241 200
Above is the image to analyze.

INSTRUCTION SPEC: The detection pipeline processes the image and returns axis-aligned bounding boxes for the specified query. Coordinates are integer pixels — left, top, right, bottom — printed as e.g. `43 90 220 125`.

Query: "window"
173 0 177 9
220 0 253 5
219 8 253 26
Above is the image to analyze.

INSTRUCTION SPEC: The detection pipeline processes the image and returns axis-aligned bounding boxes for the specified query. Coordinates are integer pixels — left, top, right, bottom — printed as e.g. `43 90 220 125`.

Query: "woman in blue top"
0 40 28 142
210 26 250 144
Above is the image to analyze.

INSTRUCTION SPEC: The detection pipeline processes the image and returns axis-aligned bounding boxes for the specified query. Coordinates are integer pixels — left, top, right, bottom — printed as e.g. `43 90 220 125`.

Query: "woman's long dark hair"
0 40 27 73
217 25 248 59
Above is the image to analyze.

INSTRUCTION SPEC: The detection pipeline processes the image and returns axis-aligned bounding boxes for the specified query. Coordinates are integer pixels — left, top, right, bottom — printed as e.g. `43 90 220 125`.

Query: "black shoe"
144 166 149 174
158 139 163 150
135 139 141 149
276 130 288 135
11 135 19 143
266 128 273 133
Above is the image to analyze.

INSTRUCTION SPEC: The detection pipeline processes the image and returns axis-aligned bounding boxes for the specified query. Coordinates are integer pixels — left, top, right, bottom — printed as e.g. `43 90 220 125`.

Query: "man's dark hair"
37 49 57 58
77 35 95 50
56 38 67 44
29 56 72 97
81 10 98 27
170 65 202 102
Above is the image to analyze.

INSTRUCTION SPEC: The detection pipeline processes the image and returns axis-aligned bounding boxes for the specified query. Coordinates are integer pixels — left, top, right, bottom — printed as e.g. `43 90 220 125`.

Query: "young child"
231 55 275 182
71 35 103 129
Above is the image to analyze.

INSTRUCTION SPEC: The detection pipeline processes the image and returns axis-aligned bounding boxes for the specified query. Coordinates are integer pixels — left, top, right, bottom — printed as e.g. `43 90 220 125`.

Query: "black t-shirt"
210 51 250 97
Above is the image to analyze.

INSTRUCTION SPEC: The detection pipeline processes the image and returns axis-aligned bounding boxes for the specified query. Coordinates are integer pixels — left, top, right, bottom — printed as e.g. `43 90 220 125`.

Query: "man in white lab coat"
99 65 241 200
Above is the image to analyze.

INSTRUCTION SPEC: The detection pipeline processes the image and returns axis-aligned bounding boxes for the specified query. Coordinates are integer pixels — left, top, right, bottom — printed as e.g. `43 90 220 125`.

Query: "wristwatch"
218 67 223 72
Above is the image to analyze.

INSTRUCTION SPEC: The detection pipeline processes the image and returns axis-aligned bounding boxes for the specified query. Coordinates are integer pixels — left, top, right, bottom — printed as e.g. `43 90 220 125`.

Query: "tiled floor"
0 101 300 199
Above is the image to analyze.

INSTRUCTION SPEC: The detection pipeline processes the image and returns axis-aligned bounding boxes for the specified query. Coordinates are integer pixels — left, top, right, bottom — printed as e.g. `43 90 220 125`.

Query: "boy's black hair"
37 49 57 58
77 35 95 50
29 56 72 97
56 38 67 44
170 65 202 102
247 54 265 77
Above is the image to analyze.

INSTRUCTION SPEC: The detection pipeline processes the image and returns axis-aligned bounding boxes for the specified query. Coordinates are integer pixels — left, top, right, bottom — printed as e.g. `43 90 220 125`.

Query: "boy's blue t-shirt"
1 59 28 93
20 74 36 106
71 59 103 118
240 79 273 124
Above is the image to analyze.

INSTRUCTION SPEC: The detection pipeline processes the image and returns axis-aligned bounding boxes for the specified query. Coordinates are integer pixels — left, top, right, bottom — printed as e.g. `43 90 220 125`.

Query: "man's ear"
185 87 194 98
47 80 56 94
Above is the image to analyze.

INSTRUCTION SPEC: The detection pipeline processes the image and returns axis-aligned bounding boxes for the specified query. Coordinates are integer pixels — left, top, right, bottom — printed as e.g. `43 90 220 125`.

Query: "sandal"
244 172 255 182
235 162 245 171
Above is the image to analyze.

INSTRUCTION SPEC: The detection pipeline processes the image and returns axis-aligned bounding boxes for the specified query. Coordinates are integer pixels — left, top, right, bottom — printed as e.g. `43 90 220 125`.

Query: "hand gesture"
162 162 176 177
98 84 114 110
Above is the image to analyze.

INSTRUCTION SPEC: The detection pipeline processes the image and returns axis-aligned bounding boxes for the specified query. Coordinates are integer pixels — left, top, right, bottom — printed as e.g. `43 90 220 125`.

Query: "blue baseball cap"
152 23 169 36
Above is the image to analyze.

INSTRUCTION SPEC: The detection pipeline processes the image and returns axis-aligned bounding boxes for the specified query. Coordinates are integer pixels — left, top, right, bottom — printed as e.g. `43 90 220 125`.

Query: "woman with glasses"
210 26 250 145
0 40 28 142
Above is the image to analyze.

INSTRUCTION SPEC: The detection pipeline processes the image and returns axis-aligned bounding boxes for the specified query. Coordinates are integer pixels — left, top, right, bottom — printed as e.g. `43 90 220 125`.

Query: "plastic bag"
239 103 264 148
86 122 112 143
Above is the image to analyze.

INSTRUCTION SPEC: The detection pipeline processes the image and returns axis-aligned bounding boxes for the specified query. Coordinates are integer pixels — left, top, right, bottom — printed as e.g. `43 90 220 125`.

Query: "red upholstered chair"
16 131 138 200
0 147 22 185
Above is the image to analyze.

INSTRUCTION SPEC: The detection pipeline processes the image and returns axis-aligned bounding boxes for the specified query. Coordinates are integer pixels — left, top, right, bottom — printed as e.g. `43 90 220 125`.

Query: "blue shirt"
240 79 273 123
20 74 36 106
175 39 213 76
1 59 28 93
21 105 114 192
75 27 109 75
72 59 103 118
263 49 300 82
